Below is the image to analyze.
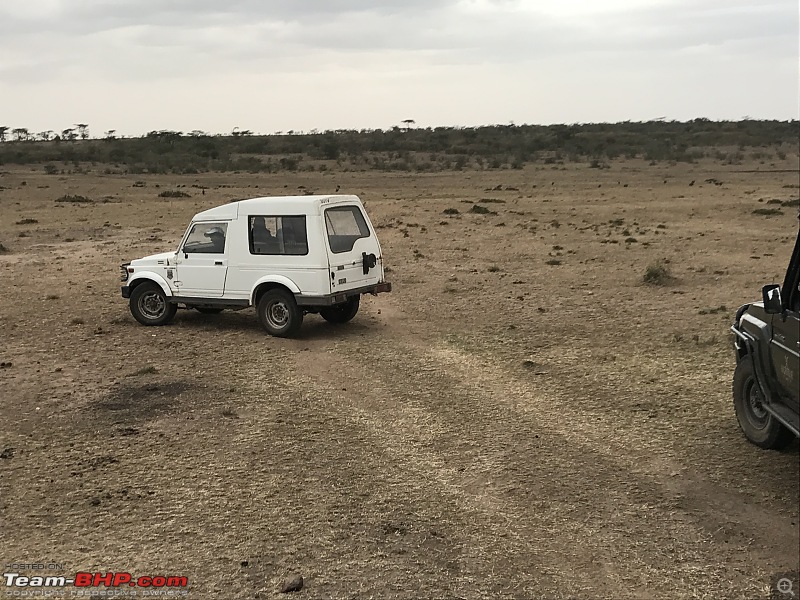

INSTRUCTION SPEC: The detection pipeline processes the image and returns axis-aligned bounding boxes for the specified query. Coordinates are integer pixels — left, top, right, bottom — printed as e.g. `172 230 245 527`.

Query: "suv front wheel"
130 282 177 326
733 356 794 449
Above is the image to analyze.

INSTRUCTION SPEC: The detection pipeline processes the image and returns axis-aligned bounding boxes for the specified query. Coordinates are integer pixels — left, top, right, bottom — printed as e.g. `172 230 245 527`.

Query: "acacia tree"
62 128 77 141
75 123 89 139
0 126 8 142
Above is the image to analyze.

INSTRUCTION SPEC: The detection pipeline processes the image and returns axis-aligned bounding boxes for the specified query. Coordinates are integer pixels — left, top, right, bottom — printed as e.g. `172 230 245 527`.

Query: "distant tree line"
0 120 796 174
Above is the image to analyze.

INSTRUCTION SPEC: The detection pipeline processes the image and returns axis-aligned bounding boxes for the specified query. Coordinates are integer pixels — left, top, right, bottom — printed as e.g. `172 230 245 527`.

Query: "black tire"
733 356 794 449
257 289 303 337
130 282 177 326
194 307 224 314
320 296 360 324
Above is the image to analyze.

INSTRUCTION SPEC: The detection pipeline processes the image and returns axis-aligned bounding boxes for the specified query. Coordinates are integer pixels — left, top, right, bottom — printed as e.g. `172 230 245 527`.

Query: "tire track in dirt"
280 298 797 599
234 362 524 598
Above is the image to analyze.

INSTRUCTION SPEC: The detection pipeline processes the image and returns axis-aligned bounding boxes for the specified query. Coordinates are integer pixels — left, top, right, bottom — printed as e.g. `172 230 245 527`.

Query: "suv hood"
130 251 176 267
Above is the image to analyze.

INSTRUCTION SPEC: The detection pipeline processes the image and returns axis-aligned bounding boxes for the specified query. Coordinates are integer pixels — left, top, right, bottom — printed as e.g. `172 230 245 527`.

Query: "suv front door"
769 242 800 409
770 310 800 411
174 222 229 297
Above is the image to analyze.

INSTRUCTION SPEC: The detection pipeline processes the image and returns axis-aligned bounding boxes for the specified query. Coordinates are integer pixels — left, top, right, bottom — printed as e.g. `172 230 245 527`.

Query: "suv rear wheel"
733 356 794 449
320 296 360 324
257 289 303 337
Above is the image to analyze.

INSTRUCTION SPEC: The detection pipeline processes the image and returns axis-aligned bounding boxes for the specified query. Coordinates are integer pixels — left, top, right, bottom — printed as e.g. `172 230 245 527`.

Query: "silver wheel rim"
267 300 290 329
139 291 166 319
745 378 769 430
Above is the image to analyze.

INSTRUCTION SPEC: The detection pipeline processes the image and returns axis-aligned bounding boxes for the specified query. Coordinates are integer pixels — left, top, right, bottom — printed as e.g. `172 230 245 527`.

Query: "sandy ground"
1 157 798 599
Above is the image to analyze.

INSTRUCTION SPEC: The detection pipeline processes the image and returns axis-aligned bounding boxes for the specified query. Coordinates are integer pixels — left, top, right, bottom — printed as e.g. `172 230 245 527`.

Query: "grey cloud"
0 0 795 87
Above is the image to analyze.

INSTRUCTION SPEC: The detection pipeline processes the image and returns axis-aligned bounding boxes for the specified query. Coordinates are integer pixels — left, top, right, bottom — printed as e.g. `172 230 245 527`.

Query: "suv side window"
183 222 227 254
249 215 308 255
325 206 370 253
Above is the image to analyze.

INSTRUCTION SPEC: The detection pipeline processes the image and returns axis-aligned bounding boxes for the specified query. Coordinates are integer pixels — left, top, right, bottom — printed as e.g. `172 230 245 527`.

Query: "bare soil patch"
1 158 798 599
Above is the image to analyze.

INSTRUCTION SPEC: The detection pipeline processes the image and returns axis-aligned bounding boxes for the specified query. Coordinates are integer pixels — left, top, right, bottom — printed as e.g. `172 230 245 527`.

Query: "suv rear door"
324 204 382 294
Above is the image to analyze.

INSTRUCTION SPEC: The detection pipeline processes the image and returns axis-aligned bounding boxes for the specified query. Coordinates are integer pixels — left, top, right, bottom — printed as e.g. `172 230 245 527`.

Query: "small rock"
89 497 101 506
280 575 304 593
55 367 62 372
1 447 15 459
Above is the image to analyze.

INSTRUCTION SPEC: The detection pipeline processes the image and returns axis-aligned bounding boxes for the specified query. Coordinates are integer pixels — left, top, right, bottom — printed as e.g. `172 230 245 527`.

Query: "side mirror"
762 284 783 314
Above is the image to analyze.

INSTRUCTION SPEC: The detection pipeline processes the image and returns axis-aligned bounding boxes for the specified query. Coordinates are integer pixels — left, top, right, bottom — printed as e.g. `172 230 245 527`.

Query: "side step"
766 400 800 437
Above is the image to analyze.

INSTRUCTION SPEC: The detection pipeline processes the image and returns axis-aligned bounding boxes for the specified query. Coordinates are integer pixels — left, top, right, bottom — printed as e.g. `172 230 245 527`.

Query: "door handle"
215 261 223 266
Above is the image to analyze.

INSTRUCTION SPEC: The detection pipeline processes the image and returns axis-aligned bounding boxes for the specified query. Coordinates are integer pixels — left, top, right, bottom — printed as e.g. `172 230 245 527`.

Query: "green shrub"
643 262 673 285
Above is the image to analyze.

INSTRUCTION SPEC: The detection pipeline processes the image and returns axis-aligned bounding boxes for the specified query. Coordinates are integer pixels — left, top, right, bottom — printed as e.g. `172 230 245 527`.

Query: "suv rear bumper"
297 282 391 306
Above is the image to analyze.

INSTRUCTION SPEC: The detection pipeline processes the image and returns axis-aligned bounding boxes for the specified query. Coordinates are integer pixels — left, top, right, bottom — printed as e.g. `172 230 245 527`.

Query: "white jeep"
120 194 391 337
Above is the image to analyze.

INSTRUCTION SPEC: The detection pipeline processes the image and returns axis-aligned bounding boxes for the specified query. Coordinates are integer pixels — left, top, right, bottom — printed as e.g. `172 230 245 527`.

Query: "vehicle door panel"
324 205 382 294
174 222 229 297
770 312 800 411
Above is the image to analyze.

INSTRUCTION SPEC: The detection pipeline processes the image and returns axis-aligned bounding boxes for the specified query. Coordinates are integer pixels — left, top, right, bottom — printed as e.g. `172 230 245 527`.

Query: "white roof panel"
192 195 362 221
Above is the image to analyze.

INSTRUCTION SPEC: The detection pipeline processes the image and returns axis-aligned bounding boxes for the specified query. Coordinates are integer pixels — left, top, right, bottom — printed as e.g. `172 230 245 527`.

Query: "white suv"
120 195 391 337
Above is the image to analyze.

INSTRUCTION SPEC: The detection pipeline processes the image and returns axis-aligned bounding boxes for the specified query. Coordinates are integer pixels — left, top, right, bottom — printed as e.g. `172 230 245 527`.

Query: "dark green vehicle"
731 228 800 449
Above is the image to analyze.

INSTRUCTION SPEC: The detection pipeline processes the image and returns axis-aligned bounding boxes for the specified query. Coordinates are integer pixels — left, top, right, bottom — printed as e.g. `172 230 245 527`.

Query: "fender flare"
127 273 173 297
737 313 776 404
250 275 301 305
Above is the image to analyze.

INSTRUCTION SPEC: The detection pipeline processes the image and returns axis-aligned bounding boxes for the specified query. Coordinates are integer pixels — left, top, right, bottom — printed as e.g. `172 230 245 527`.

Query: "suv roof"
193 195 362 221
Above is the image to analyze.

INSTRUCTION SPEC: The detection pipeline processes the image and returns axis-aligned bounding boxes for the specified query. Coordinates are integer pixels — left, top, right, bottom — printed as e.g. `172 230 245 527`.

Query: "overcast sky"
0 0 797 137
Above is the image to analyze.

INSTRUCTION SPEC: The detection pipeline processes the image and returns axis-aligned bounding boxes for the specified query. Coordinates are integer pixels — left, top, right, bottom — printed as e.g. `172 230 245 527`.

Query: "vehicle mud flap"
362 252 377 275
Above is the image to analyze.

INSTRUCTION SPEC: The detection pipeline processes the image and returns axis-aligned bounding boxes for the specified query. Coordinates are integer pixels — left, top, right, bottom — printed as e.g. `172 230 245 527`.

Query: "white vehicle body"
120 195 391 336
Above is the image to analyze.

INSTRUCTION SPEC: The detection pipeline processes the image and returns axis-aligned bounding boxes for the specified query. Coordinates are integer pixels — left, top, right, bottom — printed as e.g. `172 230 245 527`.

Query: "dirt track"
1 159 798 599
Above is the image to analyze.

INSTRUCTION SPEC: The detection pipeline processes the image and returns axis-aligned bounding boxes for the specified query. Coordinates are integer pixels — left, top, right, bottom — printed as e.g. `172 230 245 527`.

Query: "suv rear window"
325 206 370 253
249 216 308 255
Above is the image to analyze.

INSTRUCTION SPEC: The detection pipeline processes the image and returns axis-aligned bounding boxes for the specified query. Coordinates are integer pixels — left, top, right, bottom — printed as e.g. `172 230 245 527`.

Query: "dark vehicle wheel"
194 307 224 314
257 289 303 337
320 296 360 324
130 283 177 326
733 357 794 449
